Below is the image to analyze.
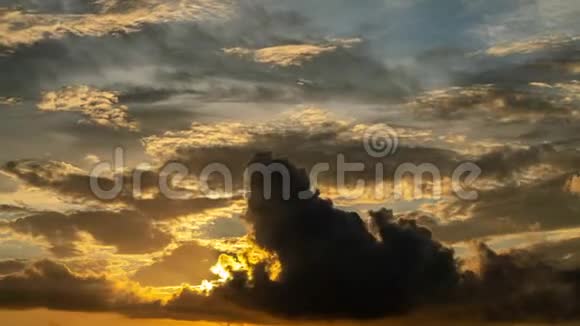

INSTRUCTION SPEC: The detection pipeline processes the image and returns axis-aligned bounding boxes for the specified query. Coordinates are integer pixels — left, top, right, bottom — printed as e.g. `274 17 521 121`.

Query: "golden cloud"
484 35 579 57
38 85 138 131
0 0 233 51
223 38 361 67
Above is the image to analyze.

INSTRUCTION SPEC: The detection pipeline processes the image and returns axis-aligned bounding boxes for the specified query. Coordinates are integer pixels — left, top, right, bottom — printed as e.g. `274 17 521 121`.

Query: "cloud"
462 243 580 321
0 259 27 275
167 154 460 319
38 85 138 131
0 3 416 105
0 259 144 311
2 159 113 201
142 107 459 188
408 82 580 122
0 96 20 106
473 144 556 180
0 0 234 52
0 173 18 193
566 174 580 194
524 237 580 270
7 210 172 256
0 156 579 323
56 210 171 254
484 35 580 57
223 38 361 67
141 107 580 199
0 204 32 221
1 0 98 14
196 216 247 239
421 172 580 243
1 159 231 220
132 242 219 287
161 156 580 322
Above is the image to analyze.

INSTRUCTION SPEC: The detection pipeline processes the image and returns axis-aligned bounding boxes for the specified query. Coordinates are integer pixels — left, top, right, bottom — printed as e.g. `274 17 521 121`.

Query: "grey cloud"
408 82 580 122
426 172 580 243
461 243 580 321
142 109 462 190
0 259 144 311
525 237 580 270
473 144 555 180
9 210 172 256
196 216 247 239
0 4 417 104
1 159 231 220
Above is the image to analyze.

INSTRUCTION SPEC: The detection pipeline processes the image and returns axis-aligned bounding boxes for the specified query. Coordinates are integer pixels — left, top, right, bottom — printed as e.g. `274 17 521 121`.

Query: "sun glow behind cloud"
0 0 580 324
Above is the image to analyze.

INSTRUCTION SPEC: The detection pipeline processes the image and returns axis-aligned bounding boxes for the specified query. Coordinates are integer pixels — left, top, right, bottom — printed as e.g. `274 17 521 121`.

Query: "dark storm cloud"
0 157 579 323
169 155 460 319
132 242 219 287
461 243 580 322
162 156 580 322
7 210 172 256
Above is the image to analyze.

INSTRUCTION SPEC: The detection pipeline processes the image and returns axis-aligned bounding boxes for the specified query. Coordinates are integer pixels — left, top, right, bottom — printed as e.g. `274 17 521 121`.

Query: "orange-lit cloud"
223 39 361 67
484 35 580 57
38 85 138 131
0 0 233 52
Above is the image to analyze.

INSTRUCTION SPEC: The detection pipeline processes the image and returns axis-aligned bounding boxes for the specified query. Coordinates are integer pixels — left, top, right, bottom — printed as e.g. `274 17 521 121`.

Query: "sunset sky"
0 0 580 325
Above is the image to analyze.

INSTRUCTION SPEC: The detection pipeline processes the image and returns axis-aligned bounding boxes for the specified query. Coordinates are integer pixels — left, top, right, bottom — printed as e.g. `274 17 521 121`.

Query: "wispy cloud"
0 97 20 106
0 0 234 52
484 35 580 57
223 38 361 67
38 85 138 131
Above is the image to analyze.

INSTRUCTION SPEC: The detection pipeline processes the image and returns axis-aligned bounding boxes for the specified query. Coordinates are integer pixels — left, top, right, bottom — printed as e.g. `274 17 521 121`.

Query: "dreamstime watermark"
89 125 482 202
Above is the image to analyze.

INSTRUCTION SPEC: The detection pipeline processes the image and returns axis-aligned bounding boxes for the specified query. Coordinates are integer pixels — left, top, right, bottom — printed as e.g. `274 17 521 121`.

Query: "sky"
0 0 580 325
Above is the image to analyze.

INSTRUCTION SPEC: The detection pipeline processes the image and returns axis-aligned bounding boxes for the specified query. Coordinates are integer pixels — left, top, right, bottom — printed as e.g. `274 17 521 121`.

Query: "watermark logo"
363 124 399 158
88 125 482 202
